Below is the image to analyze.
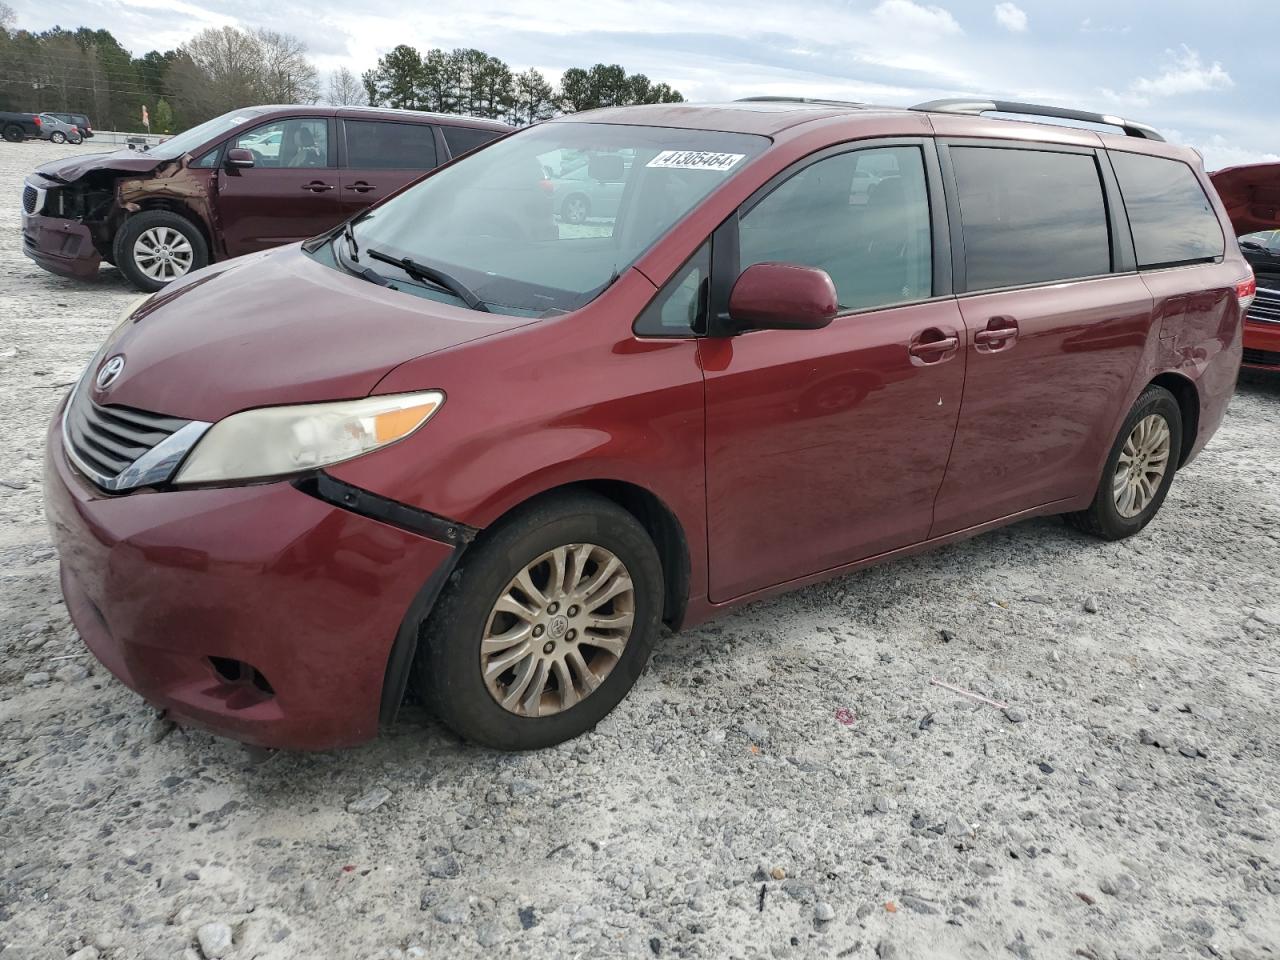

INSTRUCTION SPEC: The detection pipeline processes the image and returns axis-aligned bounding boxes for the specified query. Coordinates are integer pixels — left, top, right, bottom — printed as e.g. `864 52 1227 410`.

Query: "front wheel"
50 131 66 144
561 194 590 225
1065 384 1182 540
113 210 209 292
417 491 664 750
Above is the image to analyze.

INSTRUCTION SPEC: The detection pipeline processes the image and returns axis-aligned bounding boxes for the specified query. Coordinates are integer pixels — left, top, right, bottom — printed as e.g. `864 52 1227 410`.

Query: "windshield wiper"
343 220 360 260
366 248 489 312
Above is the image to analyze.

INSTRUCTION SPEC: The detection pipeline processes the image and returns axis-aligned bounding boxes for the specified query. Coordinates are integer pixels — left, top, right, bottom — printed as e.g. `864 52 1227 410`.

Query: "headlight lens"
173 391 444 485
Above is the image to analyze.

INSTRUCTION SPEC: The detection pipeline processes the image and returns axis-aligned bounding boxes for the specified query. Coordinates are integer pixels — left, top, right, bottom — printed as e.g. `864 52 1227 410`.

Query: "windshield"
151 107 273 160
341 122 768 315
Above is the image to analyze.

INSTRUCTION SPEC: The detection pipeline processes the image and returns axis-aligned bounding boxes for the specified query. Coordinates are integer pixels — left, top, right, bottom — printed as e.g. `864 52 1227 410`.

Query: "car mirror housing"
226 148 255 169
727 262 839 332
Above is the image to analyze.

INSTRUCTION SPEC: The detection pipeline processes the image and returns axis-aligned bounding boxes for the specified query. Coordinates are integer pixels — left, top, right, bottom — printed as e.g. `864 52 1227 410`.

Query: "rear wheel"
50 131 66 144
1065 384 1182 540
561 194 590 225
2 124 23 143
113 210 208 292
417 491 663 749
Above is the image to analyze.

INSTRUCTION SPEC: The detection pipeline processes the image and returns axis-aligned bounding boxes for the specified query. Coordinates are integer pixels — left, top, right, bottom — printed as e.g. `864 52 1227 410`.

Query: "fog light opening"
207 656 275 697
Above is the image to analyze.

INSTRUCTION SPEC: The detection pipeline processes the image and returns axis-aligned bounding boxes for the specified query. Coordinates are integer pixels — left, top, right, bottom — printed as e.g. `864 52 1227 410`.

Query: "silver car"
38 114 83 144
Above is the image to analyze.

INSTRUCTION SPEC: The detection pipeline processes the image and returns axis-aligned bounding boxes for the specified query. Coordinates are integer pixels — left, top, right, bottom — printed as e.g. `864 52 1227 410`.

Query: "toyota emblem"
96 355 125 390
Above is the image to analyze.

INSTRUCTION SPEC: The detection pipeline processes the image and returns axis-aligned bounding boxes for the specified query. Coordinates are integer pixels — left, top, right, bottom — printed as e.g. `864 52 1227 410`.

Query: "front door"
702 143 965 601
929 142 1155 536
339 119 440 218
215 116 340 257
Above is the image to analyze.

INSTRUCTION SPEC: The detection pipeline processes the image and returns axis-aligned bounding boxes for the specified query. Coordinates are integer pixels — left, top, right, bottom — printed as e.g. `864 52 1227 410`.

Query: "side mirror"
226 148 255 169
728 262 838 332
588 154 625 182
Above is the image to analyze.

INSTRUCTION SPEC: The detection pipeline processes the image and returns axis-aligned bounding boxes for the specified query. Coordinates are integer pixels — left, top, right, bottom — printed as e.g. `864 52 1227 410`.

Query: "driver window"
739 146 932 312
232 118 330 169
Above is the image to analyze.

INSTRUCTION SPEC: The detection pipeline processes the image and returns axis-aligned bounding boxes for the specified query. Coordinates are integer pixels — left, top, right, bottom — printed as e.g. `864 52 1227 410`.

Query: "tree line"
0 5 682 134
361 46 682 125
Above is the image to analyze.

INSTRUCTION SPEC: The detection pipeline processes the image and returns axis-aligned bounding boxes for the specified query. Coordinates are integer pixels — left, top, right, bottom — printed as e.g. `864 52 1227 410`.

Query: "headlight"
173 391 444 485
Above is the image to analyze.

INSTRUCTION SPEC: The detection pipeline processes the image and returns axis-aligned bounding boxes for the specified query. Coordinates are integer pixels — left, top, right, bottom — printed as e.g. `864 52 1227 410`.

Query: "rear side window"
950 146 1110 292
442 125 502 158
345 120 437 170
1110 152 1224 269
739 146 933 312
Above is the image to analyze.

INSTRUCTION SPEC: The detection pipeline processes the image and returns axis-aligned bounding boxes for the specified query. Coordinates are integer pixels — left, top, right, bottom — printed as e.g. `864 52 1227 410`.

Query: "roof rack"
910 98 1164 142
736 96 865 109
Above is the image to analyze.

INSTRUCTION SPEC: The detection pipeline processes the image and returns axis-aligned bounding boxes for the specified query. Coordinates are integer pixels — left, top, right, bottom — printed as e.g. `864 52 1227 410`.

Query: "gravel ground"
1 139 1278 960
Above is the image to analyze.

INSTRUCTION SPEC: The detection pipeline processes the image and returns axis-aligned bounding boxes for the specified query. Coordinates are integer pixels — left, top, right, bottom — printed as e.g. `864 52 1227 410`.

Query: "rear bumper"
21 212 102 280
43 409 456 750
1243 319 1280 370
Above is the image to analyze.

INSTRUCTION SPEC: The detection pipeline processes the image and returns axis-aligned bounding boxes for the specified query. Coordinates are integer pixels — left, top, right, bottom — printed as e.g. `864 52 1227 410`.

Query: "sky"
13 0 1276 169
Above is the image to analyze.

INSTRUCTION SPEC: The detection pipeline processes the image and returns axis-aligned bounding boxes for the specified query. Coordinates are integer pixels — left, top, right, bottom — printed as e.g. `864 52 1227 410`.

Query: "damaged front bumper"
21 176 103 280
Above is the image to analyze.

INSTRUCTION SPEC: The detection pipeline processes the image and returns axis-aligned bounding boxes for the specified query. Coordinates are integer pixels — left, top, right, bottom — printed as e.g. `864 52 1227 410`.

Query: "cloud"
993 3 1027 33
1164 130 1280 172
871 0 961 36
1103 45 1233 107
1132 45 1233 98
1079 17 1130 35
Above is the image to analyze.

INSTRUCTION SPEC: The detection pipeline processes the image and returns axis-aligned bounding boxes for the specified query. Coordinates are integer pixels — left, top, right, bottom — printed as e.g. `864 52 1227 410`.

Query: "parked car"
21 105 510 291
44 111 94 138
37 113 82 144
547 151 631 224
1209 163 1280 372
1 111 42 142
44 97 1261 752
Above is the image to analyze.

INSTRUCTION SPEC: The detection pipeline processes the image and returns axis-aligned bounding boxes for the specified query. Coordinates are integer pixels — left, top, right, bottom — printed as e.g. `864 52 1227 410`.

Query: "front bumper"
22 211 102 280
43 410 456 750
1243 319 1280 370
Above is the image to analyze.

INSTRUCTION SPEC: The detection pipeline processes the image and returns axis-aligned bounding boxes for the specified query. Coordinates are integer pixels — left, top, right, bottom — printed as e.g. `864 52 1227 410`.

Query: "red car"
1210 163 1280 371
44 97 1254 751
21 105 509 292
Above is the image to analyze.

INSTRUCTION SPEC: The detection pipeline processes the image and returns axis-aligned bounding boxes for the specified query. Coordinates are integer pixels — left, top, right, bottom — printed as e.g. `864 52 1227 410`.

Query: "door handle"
344 182 376 193
301 181 335 192
974 328 1017 345
908 331 959 364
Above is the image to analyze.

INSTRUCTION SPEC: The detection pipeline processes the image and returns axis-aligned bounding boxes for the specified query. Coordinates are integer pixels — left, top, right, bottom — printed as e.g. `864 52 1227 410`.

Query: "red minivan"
43 98 1255 751
21 105 510 291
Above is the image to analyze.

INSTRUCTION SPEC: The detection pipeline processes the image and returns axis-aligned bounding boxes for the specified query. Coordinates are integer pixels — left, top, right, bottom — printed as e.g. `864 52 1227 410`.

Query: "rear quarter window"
1110 152 1224 269
949 146 1111 292
442 125 502 159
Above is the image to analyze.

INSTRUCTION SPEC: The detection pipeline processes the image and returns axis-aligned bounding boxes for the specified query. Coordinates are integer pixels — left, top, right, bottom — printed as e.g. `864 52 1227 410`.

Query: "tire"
2 124 23 143
50 131 66 144
70 135 83 145
561 193 590 225
112 210 208 292
417 491 664 750
1065 384 1183 541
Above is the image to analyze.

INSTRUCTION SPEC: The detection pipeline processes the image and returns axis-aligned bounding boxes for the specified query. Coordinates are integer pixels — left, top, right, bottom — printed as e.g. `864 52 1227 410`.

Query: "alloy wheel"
133 226 194 282
480 543 635 717
1113 413 1171 518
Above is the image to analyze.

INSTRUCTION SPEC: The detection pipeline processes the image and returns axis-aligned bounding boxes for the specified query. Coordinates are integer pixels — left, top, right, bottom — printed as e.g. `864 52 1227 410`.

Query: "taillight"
537 178 554 194
32 116 41 127
1236 274 1257 314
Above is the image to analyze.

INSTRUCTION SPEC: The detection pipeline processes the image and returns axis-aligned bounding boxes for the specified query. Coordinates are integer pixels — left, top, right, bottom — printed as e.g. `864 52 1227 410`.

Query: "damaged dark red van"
21 104 509 291
44 98 1257 751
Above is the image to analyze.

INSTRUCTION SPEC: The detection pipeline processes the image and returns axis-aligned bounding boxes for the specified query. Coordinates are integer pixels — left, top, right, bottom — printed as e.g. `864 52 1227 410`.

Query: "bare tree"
0 2 16 31
176 26 264 115
326 66 364 106
255 28 318 103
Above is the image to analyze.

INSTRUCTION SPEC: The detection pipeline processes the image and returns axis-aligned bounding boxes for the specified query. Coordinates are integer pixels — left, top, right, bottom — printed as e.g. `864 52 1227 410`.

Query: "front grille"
1243 347 1280 368
1247 287 1280 325
64 385 191 487
22 184 40 215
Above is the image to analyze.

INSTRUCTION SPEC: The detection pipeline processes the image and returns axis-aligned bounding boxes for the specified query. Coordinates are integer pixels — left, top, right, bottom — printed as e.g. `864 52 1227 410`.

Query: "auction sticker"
646 150 746 172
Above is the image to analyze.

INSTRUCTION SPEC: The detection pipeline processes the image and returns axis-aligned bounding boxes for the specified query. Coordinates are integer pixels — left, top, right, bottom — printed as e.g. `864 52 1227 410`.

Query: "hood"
34 149 167 184
92 246 538 422
1209 162 1280 236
